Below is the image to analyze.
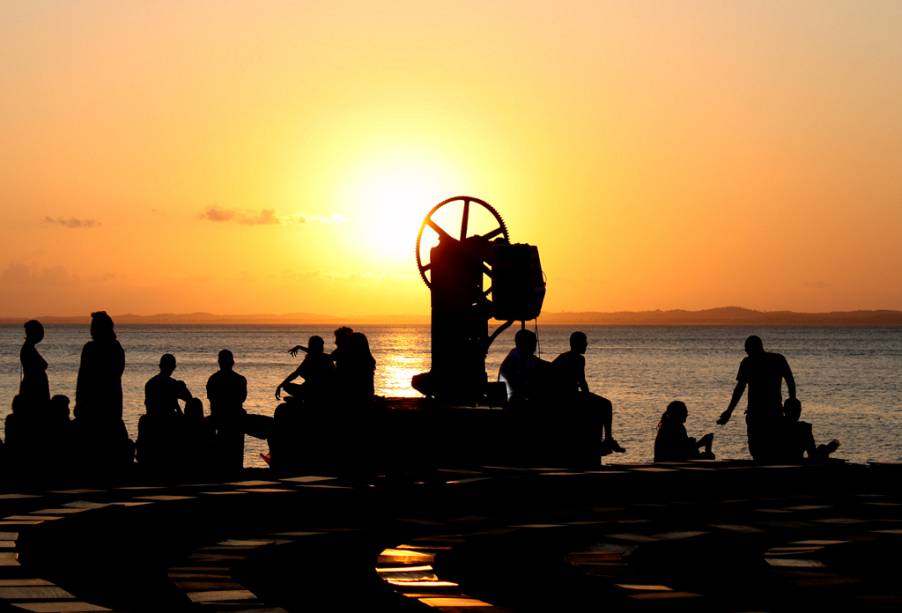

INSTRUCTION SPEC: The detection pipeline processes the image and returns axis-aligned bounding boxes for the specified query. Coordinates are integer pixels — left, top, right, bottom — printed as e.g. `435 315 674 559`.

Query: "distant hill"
539 307 902 326
1 307 900 326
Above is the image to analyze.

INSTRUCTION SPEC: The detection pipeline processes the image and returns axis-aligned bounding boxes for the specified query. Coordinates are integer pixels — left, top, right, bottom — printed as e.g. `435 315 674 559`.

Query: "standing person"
207 349 248 472
73 311 133 471
552 331 625 454
654 401 714 462
717 335 796 462
75 311 126 424
19 319 50 409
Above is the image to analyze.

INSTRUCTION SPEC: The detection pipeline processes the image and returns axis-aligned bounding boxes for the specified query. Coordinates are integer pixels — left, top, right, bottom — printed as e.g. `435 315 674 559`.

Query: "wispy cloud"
199 207 279 225
44 216 101 229
200 207 346 226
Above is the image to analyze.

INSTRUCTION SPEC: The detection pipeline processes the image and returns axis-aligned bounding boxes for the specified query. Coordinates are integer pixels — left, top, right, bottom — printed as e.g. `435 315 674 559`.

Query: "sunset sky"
2 1 901 318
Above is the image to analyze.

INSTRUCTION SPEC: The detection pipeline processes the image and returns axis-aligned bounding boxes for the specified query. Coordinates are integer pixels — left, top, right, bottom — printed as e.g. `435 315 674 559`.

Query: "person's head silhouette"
514 329 537 355
664 400 689 423
744 335 764 356
185 397 204 420
159 353 177 375
783 397 802 422
24 319 44 344
334 326 353 348
90 311 116 342
308 336 325 355
218 349 234 371
569 331 588 354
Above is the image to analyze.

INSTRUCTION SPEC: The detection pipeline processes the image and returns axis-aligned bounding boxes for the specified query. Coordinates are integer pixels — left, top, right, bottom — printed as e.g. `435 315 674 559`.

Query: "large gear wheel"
416 196 509 288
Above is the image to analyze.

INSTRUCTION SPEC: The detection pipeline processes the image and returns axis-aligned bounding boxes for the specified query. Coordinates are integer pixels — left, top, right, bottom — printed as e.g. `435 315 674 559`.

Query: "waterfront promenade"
0 460 899 611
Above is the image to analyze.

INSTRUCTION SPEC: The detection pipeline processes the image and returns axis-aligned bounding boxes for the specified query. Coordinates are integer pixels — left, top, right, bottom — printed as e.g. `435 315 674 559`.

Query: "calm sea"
1 324 899 468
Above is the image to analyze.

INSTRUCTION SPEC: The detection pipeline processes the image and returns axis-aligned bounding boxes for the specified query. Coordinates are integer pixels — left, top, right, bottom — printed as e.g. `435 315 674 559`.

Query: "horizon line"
1 306 901 326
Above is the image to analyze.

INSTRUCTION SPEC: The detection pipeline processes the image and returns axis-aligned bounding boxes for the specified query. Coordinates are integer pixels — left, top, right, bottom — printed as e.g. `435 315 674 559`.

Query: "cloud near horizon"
43 216 101 229
199 206 279 225
199 207 346 226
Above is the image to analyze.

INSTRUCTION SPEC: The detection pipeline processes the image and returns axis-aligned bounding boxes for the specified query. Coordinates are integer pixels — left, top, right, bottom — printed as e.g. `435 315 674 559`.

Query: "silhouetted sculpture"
718 335 796 462
207 349 248 473
19 320 50 409
73 311 133 473
276 336 334 405
498 329 549 410
654 400 714 462
777 398 840 462
552 331 625 454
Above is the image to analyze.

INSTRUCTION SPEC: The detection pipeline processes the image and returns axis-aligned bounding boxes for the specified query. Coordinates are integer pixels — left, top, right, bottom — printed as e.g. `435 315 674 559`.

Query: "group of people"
5 314 840 480
498 329 838 464
499 329 627 455
8 313 133 478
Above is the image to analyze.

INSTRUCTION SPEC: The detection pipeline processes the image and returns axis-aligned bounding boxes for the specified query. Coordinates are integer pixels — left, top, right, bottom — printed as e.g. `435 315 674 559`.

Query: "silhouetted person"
778 397 840 462
19 320 50 409
73 311 134 472
499 329 549 409
75 311 125 424
718 335 795 462
207 349 248 473
654 401 714 462
4 395 30 465
138 354 191 473
276 336 334 405
552 331 625 454
182 397 215 474
145 354 192 419
342 332 376 402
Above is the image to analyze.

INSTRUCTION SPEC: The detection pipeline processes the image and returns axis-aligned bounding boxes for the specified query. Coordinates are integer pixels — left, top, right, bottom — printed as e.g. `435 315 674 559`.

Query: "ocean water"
1 324 900 468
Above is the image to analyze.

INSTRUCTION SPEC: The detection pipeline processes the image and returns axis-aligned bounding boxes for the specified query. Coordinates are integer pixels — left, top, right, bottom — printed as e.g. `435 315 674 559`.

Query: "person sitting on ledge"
276 335 335 405
499 328 550 411
778 397 840 462
207 349 248 473
552 331 625 454
654 400 714 462
145 353 192 419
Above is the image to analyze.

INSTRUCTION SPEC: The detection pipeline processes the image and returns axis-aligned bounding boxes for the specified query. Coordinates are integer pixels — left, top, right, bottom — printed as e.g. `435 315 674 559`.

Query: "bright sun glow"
345 154 463 262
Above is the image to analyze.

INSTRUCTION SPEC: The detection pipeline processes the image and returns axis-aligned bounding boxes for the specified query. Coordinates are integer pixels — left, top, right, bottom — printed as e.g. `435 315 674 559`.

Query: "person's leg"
594 394 625 452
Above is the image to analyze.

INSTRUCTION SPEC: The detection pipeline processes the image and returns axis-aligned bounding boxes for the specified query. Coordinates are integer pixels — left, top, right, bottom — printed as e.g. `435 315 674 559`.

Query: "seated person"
779 398 840 462
552 331 625 454
144 353 192 419
654 400 714 462
276 335 335 404
182 397 215 473
499 329 551 409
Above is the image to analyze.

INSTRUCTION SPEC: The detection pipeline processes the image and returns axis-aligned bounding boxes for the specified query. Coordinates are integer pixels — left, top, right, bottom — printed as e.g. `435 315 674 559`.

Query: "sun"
346 155 462 262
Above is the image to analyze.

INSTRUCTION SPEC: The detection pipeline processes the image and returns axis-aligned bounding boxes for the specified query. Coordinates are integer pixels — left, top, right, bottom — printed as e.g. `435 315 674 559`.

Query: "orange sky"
2 1 901 318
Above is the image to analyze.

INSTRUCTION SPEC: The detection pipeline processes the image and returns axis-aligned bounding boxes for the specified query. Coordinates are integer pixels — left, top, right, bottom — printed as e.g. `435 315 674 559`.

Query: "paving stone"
0 586 75 599
137 495 194 502
187 589 257 603
226 481 280 487
238 488 293 494
628 591 702 601
0 580 53 587
11 603 111 612
0 552 20 566
279 476 337 483
765 558 826 568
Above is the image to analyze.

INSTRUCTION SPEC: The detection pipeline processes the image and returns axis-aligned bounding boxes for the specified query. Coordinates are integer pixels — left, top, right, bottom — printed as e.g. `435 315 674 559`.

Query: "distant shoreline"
1 307 900 327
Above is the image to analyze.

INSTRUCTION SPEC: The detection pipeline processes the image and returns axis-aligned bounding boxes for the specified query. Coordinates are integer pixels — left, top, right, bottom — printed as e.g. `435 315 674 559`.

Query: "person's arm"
784 358 796 400
578 356 589 394
288 345 308 358
718 381 746 425
239 375 248 404
275 367 302 399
